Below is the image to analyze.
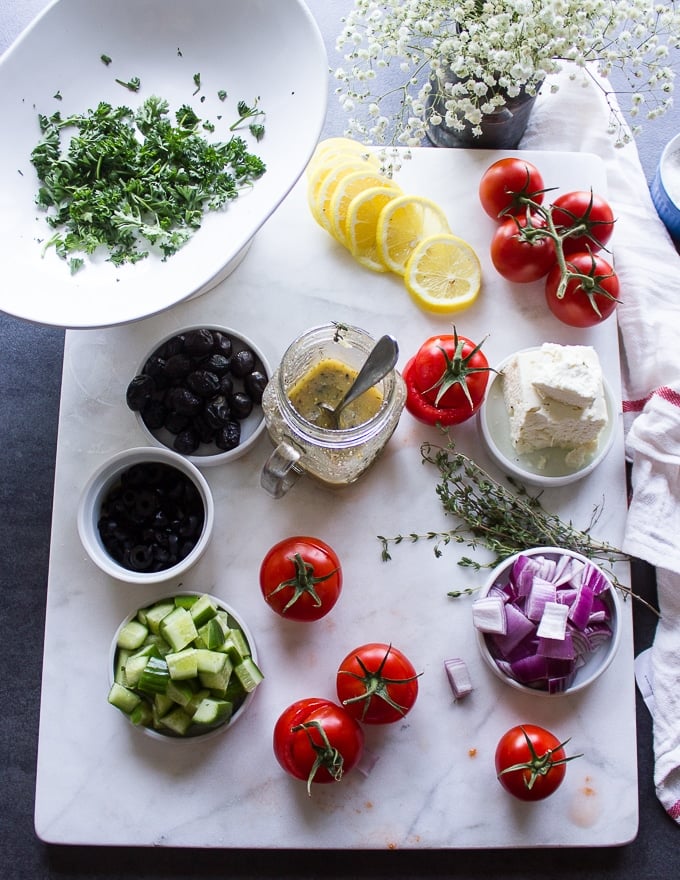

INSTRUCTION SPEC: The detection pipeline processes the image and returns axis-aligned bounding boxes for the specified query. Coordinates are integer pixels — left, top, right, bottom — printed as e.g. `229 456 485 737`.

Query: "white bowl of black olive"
126 326 270 466
77 447 214 584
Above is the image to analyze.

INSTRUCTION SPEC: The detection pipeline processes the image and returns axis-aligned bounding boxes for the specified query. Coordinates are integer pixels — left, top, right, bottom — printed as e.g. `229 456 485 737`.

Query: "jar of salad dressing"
260 323 406 497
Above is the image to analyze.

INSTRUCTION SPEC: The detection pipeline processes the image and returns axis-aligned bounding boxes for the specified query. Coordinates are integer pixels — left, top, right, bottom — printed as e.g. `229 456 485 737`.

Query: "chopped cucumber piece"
117 619 149 651
159 606 199 652
196 617 227 650
192 697 232 728
195 649 230 676
143 601 176 634
137 656 170 695
166 648 198 680
109 593 262 737
108 682 141 714
190 594 218 627
234 657 264 693
159 706 193 736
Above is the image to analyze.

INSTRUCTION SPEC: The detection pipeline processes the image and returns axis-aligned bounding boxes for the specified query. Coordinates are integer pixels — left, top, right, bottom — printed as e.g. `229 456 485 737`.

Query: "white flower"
335 0 680 144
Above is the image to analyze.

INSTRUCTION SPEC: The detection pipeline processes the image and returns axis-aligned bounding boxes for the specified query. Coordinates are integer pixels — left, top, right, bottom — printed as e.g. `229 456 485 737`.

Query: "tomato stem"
496 726 582 792
292 719 344 796
339 643 422 722
268 552 339 614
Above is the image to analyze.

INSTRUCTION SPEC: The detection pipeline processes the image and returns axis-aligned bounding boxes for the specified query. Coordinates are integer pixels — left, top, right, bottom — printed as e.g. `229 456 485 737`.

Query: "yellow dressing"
288 358 383 429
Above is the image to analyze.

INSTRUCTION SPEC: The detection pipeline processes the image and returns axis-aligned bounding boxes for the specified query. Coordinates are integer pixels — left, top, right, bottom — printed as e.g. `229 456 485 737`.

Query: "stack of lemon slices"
306 138 482 314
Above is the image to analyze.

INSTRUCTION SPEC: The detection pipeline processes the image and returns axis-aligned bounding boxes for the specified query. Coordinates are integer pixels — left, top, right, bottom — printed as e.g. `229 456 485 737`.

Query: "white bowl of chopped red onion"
473 547 621 696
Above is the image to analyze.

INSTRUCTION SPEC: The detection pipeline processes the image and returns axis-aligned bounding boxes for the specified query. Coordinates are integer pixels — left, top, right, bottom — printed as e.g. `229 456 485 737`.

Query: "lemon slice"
330 171 400 245
307 159 369 228
404 233 482 313
344 185 402 272
306 137 378 178
376 195 451 276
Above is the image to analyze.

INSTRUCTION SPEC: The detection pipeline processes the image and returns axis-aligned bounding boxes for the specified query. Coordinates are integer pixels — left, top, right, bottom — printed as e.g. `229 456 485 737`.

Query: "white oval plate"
0 0 327 328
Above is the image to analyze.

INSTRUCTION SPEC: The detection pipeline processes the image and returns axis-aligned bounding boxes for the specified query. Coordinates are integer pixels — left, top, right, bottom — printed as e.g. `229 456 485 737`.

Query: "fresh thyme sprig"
378 438 657 613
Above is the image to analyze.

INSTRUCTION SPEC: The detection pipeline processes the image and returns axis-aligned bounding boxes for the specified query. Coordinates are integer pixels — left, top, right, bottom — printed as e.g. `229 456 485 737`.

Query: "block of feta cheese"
502 343 608 458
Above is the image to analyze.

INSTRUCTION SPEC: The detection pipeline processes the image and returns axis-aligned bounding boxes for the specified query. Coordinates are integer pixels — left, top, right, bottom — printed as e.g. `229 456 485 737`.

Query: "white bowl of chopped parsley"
0 0 327 327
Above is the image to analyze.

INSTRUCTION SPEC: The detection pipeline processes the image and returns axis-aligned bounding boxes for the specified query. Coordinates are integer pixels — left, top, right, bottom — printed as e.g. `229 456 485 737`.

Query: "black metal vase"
426 74 540 150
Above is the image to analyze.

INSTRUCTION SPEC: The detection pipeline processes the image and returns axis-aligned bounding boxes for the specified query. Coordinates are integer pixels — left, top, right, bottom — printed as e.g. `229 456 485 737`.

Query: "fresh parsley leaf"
115 76 141 92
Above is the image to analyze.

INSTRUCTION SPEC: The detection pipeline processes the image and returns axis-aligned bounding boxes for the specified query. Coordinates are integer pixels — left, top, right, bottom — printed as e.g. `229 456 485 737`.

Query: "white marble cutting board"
34 147 638 848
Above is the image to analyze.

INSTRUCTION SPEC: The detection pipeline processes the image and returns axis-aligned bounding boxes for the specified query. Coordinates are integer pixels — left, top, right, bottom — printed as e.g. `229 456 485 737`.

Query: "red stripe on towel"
668 799 680 821
623 386 680 413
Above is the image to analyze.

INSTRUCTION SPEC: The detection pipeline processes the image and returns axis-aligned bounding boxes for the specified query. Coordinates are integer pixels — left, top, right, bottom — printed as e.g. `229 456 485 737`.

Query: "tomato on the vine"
545 251 620 327
273 698 364 795
495 724 580 802
403 329 492 426
260 536 342 622
551 190 615 256
490 213 557 283
336 643 421 725
479 157 546 220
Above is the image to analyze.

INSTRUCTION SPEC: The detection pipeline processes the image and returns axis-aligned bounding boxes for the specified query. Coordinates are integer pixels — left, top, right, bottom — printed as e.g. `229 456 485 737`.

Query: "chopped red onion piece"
536 601 569 639
525 577 557 621
444 658 473 699
537 630 576 660
489 602 535 654
472 595 507 634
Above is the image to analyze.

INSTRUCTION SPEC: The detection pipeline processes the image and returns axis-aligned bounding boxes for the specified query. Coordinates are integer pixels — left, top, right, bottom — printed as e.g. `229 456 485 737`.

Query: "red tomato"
545 251 620 327
495 724 579 801
273 698 364 794
260 536 342 622
551 190 615 255
490 214 557 283
403 330 492 426
479 157 546 220
336 643 421 724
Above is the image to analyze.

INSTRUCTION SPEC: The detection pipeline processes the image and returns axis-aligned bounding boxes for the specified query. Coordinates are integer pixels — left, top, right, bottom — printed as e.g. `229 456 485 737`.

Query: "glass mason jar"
260 323 406 497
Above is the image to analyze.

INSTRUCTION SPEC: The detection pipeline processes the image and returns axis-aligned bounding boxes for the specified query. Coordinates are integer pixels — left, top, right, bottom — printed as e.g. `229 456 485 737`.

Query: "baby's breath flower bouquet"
335 0 680 147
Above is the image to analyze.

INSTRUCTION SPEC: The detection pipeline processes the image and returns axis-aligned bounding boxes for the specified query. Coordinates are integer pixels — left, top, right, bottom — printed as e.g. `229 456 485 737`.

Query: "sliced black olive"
244 370 268 403
230 348 256 377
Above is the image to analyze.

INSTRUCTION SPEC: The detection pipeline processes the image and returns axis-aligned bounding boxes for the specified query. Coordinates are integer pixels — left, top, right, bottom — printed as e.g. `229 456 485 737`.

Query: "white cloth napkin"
520 67 680 824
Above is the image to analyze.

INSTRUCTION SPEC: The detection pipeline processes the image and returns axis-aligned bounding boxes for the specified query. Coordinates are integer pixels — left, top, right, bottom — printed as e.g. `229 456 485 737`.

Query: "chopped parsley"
30 95 266 270
100 54 112 66
115 76 141 92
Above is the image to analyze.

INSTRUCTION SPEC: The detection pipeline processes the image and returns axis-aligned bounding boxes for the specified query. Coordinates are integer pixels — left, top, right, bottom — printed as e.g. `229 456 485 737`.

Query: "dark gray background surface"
1 1 679 877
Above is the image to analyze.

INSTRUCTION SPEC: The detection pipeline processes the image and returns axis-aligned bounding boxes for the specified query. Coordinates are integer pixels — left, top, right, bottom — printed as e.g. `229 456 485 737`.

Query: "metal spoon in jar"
318 334 399 428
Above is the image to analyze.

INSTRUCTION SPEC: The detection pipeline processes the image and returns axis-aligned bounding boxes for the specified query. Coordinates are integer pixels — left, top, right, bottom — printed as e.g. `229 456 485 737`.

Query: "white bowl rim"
132 324 271 468
478 346 618 487
475 546 622 697
109 591 259 742
77 446 214 584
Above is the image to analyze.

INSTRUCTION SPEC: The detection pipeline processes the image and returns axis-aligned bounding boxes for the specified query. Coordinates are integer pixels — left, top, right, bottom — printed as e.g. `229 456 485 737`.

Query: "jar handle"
260 442 302 498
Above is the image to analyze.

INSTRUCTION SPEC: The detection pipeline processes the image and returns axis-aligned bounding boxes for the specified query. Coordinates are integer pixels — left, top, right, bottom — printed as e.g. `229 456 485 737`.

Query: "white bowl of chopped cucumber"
77 446 214 584
109 592 264 740
473 547 622 697
0 0 327 327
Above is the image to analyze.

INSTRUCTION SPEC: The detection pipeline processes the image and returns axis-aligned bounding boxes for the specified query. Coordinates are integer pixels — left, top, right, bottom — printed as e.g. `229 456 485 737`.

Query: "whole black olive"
164 353 192 380
216 421 241 451
157 334 185 359
244 370 268 403
229 391 253 420
142 355 169 387
165 410 190 434
205 353 231 376
187 369 221 398
217 374 234 396
193 414 216 444
141 398 167 431
183 328 214 355
212 331 233 358
165 386 202 416
204 397 231 429
174 428 200 455
126 374 155 411
230 348 256 377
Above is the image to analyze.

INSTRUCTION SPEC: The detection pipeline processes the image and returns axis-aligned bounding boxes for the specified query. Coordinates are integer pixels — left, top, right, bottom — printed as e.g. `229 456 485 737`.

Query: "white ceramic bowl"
0 0 327 328
77 447 214 584
478 349 617 487
109 591 260 741
130 325 270 467
474 547 621 697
